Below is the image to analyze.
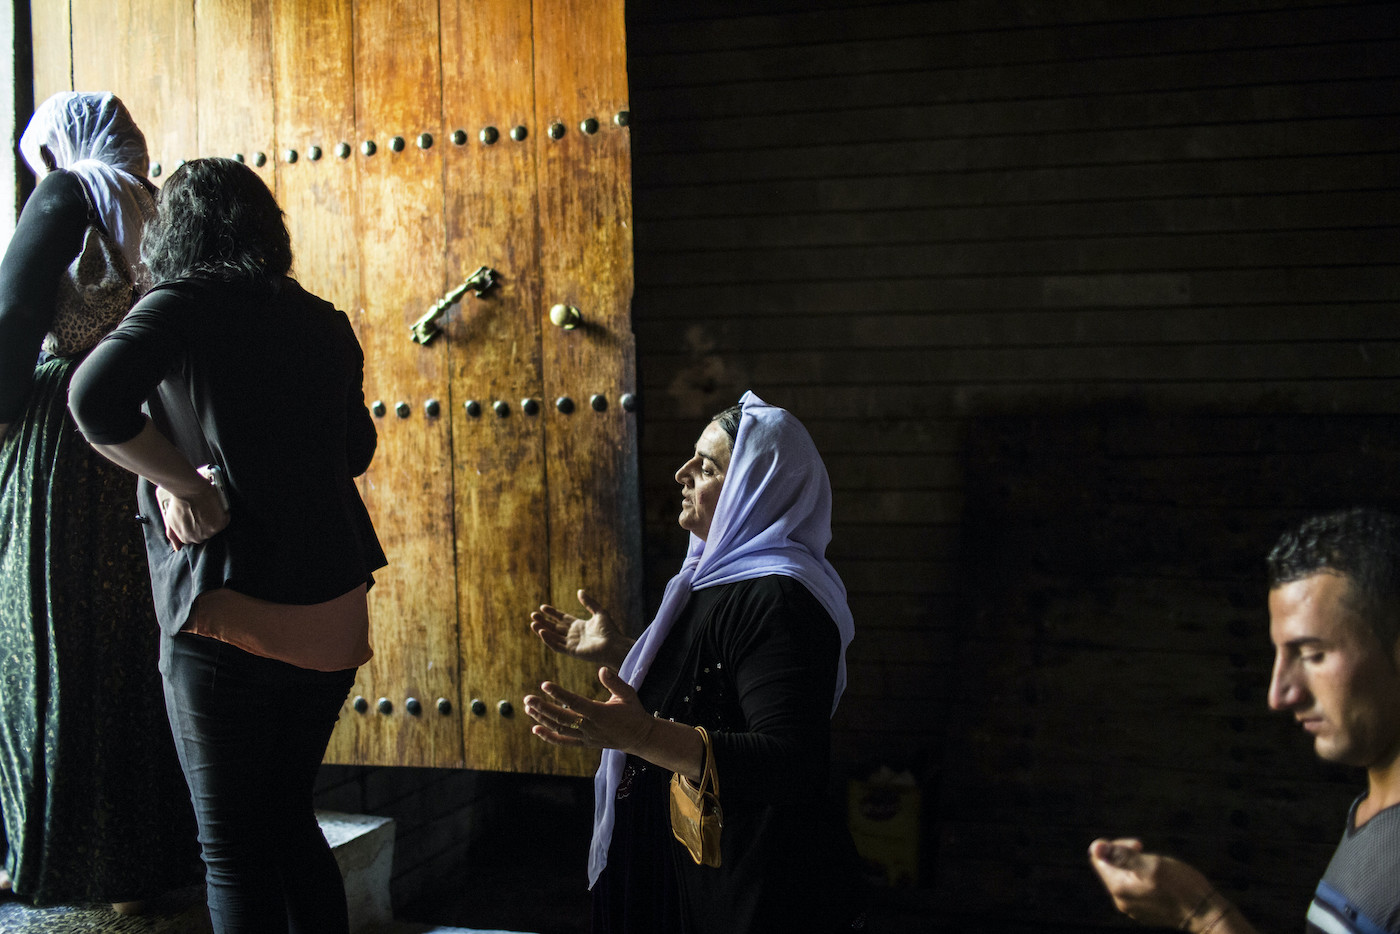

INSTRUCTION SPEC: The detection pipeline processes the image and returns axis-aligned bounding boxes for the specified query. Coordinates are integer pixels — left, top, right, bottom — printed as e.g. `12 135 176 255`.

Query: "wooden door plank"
270 0 373 763
348 0 462 768
440 0 588 773
268 0 359 314
70 0 196 184
31 0 72 104
533 0 643 678
195 0 275 189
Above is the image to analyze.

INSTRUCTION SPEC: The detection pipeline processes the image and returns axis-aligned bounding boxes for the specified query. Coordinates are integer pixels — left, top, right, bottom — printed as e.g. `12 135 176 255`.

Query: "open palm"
529 589 633 670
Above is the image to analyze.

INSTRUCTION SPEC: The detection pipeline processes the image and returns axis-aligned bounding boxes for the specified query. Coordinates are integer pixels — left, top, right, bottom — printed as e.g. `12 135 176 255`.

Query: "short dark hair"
711 404 742 443
1267 507 1400 648
142 157 292 286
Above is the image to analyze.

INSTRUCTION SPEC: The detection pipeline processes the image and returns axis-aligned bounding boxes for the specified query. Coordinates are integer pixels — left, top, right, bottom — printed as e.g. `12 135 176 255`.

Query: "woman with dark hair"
68 156 386 934
0 91 199 911
525 392 865 933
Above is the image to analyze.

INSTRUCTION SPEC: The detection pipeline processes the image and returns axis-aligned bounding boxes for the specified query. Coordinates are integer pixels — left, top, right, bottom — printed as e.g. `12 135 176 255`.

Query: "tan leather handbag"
669 725 723 867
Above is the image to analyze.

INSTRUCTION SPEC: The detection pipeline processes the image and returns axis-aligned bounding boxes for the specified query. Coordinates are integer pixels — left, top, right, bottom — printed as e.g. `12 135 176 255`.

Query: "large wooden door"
35 0 639 775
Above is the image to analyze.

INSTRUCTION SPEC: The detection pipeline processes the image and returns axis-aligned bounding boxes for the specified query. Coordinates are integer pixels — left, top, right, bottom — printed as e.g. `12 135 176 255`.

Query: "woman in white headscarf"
0 92 198 910
525 392 866 934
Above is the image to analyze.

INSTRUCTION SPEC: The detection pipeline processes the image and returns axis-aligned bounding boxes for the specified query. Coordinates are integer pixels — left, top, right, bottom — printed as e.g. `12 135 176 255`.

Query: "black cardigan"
0 171 89 421
69 275 387 635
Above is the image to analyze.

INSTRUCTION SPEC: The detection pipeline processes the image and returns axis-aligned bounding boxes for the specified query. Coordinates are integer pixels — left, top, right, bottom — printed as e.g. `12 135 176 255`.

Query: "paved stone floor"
0 887 211 934
0 899 526 934
0 888 1111 933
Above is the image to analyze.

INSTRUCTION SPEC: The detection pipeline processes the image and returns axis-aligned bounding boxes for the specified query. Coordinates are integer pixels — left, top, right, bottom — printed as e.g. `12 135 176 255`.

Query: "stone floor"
0 887 1119 933
0 797 945 934
0 887 212 934
0 897 530 934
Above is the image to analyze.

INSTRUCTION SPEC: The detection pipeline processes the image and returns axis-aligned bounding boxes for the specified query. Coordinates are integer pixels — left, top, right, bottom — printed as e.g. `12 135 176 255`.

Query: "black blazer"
70 275 387 636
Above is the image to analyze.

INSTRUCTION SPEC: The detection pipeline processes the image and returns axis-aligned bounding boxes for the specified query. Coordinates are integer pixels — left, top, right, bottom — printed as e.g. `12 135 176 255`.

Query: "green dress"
0 356 199 904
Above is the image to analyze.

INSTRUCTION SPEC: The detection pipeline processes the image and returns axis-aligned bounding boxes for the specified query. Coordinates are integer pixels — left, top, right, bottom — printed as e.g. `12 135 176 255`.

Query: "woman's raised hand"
524 667 656 755
524 668 707 781
529 589 634 671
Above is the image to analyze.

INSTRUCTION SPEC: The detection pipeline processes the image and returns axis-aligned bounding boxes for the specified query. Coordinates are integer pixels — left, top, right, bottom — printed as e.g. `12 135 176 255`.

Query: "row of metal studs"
149 110 631 177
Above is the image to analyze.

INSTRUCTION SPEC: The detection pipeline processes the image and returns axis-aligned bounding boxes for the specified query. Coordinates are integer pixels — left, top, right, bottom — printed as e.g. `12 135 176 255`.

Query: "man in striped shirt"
1088 508 1400 934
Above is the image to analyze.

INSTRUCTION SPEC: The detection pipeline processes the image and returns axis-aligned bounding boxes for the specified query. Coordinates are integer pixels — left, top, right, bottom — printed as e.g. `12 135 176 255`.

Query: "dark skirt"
592 758 683 934
0 356 199 904
592 755 867 934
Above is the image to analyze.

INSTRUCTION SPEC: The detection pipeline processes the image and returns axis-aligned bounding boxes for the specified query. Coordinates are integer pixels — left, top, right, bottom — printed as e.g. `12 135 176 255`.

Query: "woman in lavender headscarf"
526 391 864 933
0 93 198 910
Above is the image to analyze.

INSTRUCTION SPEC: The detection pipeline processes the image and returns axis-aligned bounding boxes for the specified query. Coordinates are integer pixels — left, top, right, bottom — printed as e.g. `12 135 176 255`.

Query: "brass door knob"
549 304 581 330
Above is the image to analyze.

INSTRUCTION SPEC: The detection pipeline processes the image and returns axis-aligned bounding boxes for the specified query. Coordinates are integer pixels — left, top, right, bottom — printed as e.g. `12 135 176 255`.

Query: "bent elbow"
347 424 377 477
66 363 101 440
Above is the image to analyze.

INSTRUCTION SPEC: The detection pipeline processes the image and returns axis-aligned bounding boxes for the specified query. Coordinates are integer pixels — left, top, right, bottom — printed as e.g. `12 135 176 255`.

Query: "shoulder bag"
670 725 723 867
44 180 134 357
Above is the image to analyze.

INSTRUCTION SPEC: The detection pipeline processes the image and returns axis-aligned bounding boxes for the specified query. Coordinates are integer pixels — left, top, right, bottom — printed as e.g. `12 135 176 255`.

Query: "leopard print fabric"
41 221 134 357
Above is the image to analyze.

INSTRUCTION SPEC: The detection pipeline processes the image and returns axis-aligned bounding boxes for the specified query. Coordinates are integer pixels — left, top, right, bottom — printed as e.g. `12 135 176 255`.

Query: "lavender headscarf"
587 390 855 886
19 92 156 289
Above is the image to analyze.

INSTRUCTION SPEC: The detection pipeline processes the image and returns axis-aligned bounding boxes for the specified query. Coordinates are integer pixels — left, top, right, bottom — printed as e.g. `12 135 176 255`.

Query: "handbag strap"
694 725 719 798
70 174 113 239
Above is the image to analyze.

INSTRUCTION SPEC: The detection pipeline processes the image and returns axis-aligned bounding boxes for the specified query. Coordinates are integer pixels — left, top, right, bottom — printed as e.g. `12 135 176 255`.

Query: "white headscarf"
19 92 156 289
588 390 856 886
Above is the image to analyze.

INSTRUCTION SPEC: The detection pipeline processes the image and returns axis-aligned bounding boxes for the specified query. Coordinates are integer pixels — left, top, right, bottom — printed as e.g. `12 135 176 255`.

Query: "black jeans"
161 632 356 934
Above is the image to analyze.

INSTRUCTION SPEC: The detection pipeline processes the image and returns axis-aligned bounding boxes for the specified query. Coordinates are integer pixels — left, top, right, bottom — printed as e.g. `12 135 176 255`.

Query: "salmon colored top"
185 584 372 672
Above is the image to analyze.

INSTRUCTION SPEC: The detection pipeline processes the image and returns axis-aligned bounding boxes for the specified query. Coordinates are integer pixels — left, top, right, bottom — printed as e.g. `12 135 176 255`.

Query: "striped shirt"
1306 797 1400 934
